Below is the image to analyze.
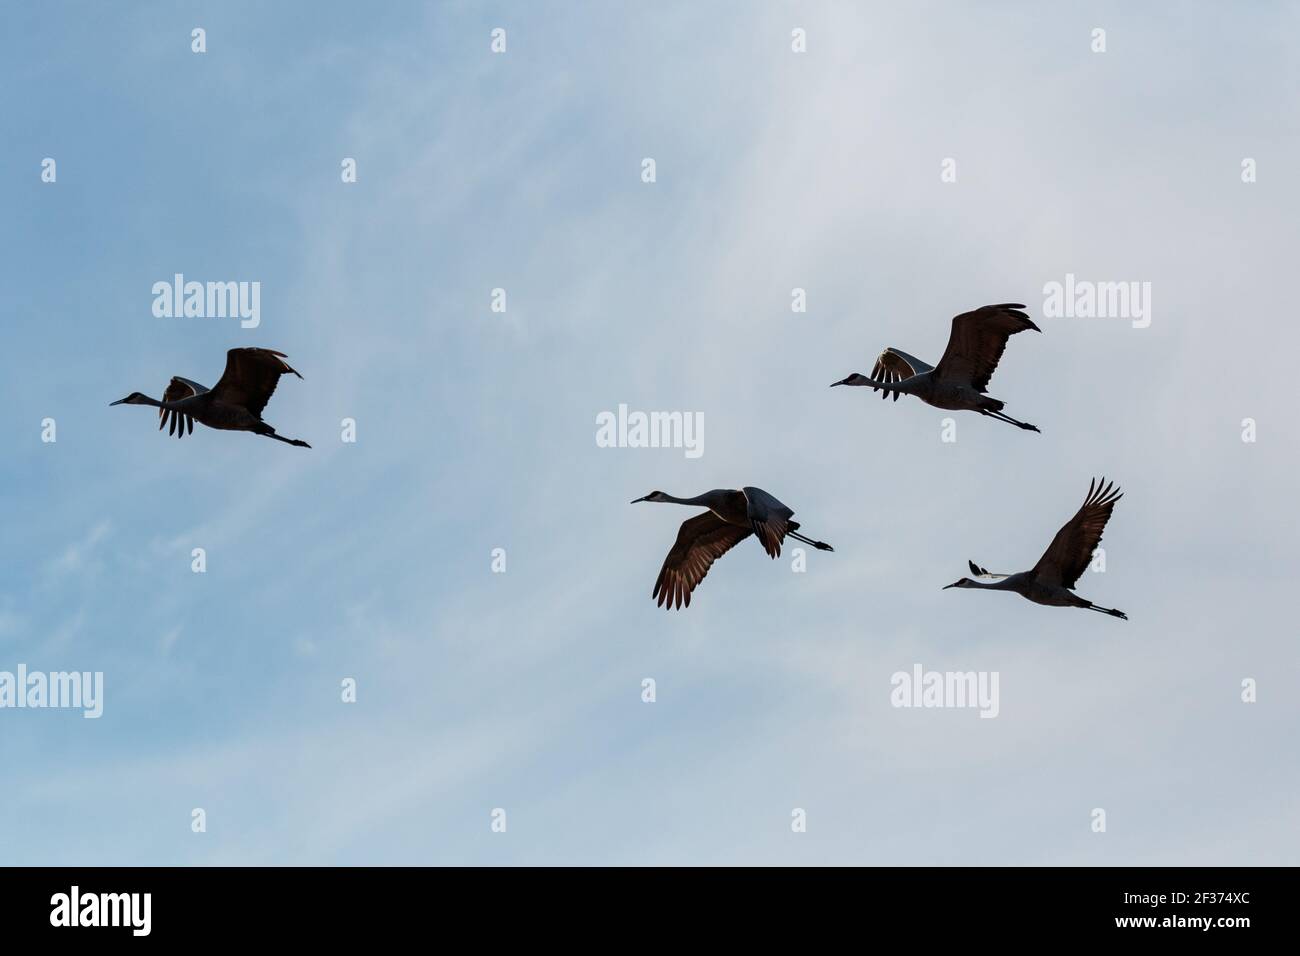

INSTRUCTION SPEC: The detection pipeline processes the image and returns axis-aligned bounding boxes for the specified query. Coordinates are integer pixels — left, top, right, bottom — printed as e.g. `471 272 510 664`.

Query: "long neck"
659 492 717 507
970 577 1017 590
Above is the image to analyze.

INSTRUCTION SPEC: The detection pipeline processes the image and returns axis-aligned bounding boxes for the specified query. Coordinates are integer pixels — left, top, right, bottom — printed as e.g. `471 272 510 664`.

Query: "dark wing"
210 348 302 418
652 512 753 609
1031 478 1123 589
933 304 1039 392
158 378 201 438
870 348 931 402
741 486 796 559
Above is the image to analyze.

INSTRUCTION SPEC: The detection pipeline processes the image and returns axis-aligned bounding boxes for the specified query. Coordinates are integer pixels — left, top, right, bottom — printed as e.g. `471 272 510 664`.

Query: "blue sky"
1 1 1297 864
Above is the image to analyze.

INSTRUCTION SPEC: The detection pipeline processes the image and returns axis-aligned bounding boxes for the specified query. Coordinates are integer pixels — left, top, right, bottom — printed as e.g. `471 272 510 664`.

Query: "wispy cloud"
48 520 112 578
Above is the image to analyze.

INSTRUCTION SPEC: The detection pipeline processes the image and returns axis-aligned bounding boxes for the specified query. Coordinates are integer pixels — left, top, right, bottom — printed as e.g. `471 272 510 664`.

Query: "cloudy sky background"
1 1 1297 864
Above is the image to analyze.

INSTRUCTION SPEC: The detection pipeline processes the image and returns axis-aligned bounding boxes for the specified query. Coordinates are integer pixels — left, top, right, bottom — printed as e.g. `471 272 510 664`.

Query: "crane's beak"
630 495 650 504
942 582 959 590
829 377 850 387
109 398 128 406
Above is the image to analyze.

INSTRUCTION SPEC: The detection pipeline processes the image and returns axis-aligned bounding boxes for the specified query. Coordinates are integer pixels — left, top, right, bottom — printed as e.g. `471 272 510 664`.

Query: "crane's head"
830 373 870 388
943 578 977 590
631 491 669 504
110 392 151 406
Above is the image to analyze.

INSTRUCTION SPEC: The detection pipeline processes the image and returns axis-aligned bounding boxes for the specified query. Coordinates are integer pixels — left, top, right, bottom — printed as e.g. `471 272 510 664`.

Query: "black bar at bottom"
0 866 1271 941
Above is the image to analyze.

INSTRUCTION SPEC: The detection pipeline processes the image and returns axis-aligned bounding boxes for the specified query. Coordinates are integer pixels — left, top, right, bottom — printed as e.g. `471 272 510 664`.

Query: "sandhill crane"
831 303 1042 432
944 478 1128 619
631 487 833 609
111 348 311 448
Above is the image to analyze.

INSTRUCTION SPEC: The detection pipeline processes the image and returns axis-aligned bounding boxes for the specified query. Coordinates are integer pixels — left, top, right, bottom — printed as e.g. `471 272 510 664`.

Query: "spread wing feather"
1031 478 1123 589
158 377 201 439
742 486 796 559
652 513 753 610
869 349 931 402
210 348 302 418
934 304 1039 392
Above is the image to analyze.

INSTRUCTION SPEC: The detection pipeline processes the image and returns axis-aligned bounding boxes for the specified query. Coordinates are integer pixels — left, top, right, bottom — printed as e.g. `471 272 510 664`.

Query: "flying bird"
631 487 833 609
831 303 1042 432
111 348 311 448
943 478 1128 619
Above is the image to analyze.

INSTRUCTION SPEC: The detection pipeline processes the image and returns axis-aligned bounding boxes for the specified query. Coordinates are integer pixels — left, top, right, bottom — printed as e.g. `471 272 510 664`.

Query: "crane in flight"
111 347 311 448
631 487 833 609
943 478 1128 620
831 303 1042 432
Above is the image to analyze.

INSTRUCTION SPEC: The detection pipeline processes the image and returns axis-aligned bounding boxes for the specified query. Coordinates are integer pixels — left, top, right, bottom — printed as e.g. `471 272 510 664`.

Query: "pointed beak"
109 398 127 406
942 583 958 590
829 379 844 387
630 495 650 504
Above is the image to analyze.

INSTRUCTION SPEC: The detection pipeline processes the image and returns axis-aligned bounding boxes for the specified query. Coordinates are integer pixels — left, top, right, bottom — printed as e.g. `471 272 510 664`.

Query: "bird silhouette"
111 348 310 448
832 303 1042 432
944 478 1127 619
632 487 833 609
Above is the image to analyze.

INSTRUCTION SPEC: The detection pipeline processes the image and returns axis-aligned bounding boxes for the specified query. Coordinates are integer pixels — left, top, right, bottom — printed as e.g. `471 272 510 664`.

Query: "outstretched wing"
210 348 302 418
158 377 204 438
934 304 1039 392
652 512 753 610
870 348 933 402
741 486 796 559
1031 478 1123 589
